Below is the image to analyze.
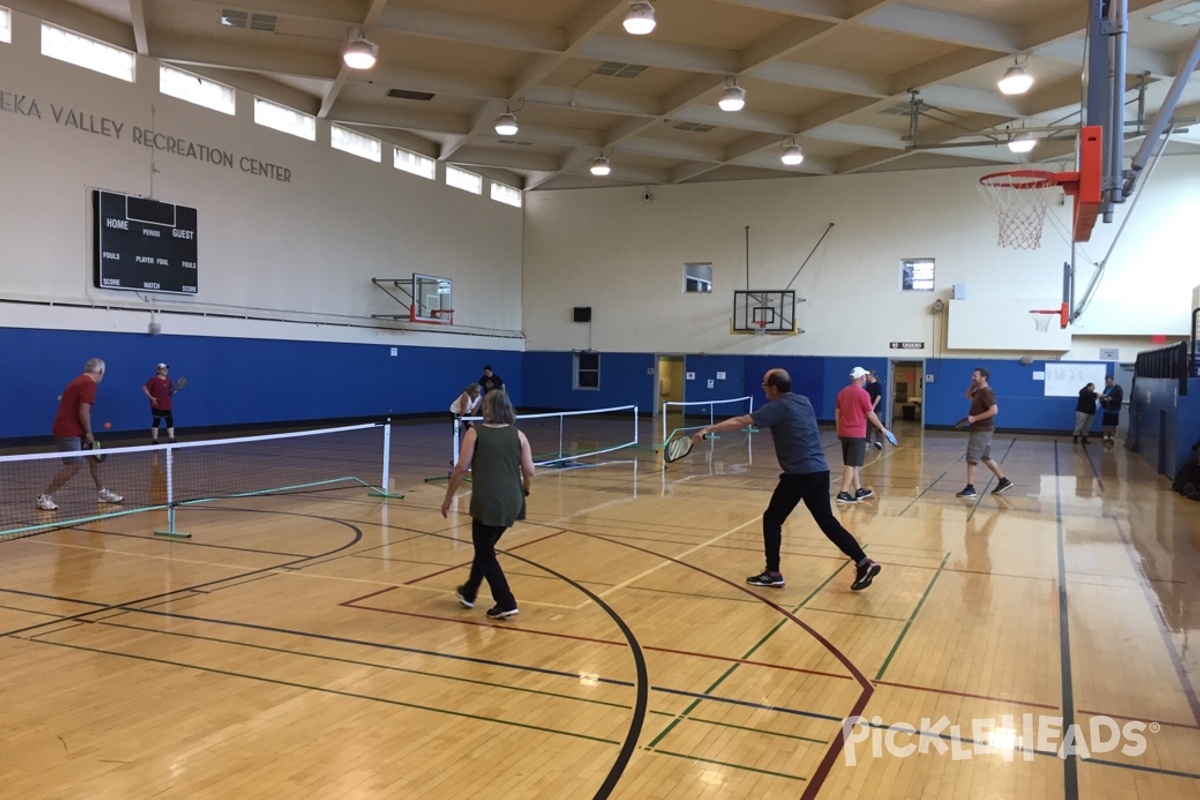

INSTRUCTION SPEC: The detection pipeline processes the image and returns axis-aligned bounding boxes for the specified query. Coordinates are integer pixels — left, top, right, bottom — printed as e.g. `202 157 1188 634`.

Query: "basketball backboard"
732 290 798 334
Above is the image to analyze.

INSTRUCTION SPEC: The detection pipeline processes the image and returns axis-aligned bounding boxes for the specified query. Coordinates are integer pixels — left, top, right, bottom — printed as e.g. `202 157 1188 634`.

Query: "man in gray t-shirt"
695 368 881 592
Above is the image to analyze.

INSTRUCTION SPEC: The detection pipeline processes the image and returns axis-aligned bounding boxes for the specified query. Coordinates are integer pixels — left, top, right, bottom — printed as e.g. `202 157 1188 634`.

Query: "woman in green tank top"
440 390 535 620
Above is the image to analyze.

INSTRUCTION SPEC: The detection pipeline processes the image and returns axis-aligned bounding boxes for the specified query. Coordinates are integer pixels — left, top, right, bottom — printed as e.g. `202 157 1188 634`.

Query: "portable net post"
371 417 404 499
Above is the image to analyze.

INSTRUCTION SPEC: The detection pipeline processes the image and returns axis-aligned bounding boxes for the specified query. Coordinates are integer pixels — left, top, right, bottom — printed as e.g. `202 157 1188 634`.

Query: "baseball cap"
156 362 169 369
850 367 869 379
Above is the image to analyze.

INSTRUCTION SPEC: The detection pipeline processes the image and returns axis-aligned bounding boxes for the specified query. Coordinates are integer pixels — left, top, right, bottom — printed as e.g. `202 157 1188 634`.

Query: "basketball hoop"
1030 306 1068 332
752 320 767 336
978 170 1060 250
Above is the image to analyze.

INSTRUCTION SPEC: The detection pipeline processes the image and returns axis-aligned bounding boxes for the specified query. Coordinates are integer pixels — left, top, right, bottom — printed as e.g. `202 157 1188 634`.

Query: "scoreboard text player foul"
93 189 198 295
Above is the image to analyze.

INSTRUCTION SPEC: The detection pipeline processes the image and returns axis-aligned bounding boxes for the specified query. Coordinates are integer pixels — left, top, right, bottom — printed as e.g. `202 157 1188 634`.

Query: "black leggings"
462 519 516 609
151 413 174 428
762 471 866 572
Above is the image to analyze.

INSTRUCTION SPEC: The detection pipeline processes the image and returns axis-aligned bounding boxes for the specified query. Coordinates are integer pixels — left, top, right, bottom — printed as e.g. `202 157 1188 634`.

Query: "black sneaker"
955 485 977 498
485 605 518 620
873 441 883 450
855 488 874 500
455 585 474 608
851 559 881 591
836 491 858 503
992 477 1015 495
746 570 785 587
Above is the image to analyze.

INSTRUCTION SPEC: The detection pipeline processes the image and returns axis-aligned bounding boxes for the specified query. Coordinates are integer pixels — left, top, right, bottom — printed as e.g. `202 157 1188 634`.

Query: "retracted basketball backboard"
732 290 798 334
371 273 454 325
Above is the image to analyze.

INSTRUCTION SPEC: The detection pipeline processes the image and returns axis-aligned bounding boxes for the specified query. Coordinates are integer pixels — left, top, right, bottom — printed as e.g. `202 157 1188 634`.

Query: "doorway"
889 359 926 430
656 355 685 439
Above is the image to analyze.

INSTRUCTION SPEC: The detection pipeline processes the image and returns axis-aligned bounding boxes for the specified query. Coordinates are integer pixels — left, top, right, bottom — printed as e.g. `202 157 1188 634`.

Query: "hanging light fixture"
718 79 746 112
494 110 519 136
997 58 1033 95
590 155 611 176
1007 130 1036 153
780 140 804 165
343 28 378 70
623 1 656 35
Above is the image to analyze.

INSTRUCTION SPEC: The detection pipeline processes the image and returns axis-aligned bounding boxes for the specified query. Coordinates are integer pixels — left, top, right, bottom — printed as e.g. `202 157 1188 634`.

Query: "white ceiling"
16 0 1200 190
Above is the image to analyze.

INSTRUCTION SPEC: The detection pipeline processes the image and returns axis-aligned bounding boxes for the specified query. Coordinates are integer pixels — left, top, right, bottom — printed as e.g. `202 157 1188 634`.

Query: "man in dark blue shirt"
695 368 881 591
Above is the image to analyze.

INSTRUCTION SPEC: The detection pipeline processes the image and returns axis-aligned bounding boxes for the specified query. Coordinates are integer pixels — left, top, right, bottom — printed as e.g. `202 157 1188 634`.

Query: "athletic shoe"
1081 437 1090 445
851 559 881 591
485 605 519 620
855 488 874 500
836 491 858 503
955 485 977 498
455 585 474 608
98 488 124 504
36 494 58 511
746 570 785 587
873 441 883 450
992 477 1015 495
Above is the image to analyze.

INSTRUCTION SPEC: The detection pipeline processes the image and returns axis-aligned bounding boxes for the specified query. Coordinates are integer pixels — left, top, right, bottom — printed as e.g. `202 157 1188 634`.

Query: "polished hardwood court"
1 419 1197 799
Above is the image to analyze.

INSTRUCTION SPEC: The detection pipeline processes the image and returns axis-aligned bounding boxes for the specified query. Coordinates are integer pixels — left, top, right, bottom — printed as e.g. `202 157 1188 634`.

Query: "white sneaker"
37 494 58 511
98 488 124 504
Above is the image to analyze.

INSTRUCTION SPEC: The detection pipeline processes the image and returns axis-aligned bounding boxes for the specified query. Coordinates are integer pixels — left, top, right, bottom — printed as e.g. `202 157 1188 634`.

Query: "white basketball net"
978 171 1059 250
1030 311 1058 333
752 321 767 336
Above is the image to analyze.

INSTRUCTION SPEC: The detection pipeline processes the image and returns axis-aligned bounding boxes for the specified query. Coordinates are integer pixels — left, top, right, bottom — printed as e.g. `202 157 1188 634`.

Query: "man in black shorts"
695 368 881 592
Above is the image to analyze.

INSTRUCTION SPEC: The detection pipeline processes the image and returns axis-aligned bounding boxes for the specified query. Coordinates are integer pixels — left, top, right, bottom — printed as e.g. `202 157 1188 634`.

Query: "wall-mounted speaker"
573 306 592 323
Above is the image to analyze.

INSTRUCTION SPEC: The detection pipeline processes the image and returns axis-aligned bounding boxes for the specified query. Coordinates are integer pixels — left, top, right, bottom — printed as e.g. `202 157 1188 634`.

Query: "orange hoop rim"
979 169 1059 190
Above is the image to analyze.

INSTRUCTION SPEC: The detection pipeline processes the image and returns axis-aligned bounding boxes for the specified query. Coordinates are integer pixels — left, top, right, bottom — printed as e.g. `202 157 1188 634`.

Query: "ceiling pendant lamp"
494 111 519 136
997 59 1033 95
718 80 745 112
590 155 611 176
623 1 656 35
780 141 804 165
343 28 378 70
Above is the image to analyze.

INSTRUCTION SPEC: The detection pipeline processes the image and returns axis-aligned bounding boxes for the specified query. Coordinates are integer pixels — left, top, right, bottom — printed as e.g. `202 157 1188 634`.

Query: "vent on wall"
592 62 647 78
388 88 436 101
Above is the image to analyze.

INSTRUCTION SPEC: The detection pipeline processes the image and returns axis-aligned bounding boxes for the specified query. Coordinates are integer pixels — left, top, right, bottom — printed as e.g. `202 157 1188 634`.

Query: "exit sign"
889 341 925 350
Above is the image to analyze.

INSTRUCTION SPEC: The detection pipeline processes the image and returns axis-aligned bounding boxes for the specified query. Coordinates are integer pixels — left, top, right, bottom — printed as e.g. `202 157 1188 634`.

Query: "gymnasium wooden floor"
1 419 1197 799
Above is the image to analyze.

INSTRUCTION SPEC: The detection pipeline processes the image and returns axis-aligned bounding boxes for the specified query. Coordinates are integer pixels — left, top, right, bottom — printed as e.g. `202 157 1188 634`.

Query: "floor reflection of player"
150 450 167 505
963 510 997 612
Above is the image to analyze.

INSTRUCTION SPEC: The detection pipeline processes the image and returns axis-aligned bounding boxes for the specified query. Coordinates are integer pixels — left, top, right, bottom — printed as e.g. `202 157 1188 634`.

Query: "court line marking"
874 552 951 681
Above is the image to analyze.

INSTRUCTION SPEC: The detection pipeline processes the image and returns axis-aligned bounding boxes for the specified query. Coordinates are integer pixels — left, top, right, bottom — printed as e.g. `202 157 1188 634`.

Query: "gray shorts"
966 430 994 465
54 436 84 465
840 437 866 467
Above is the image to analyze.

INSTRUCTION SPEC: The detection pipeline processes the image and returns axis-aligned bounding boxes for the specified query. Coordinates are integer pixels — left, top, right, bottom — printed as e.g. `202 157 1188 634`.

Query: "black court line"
1053 441 1080 800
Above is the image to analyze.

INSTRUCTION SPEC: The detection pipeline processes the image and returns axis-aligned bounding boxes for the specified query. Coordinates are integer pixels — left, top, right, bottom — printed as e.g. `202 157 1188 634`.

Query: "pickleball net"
0 422 394 541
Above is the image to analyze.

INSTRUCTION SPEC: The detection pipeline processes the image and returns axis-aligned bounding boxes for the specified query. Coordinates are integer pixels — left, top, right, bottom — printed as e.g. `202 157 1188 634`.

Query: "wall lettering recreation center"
93 189 198 295
0 87 293 182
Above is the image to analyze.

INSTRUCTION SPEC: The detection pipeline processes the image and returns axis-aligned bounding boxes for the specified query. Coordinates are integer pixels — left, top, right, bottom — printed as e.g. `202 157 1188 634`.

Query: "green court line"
801 606 910 622
646 564 847 749
651 749 806 781
875 552 951 681
896 470 947 517
25 636 621 746
682 715 828 745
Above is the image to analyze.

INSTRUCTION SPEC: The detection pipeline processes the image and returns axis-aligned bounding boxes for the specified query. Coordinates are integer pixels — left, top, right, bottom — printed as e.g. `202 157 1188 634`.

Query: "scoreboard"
93 190 198 295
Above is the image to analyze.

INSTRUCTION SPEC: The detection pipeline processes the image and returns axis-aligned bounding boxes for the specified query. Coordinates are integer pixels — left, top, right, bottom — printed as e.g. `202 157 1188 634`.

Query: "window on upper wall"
574 352 600 390
684 262 713 293
41 22 134 82
491 181 522 207
394 146 435 179
901 258 935 291
160 65 235 115
331 124 381 162
446 165 482 195
253 97 315 141
1 8 12 44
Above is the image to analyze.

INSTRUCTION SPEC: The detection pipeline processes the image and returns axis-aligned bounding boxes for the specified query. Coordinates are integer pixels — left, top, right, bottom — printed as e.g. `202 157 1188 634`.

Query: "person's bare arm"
78 402 94 443
518 431 535 495
694 414 754 442
968 403 999 424
441 428 478 516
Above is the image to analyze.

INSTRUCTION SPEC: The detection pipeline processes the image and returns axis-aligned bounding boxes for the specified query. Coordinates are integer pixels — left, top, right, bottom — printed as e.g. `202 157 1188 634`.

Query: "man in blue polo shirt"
694 368 881 592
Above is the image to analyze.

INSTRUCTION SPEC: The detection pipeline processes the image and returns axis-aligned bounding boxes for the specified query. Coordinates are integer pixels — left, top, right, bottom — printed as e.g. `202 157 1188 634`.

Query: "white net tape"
978 171 1059 250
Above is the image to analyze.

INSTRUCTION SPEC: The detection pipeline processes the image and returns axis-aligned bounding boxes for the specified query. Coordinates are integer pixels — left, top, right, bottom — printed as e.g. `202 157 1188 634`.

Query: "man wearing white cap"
143 362 177 444
835 367 892 503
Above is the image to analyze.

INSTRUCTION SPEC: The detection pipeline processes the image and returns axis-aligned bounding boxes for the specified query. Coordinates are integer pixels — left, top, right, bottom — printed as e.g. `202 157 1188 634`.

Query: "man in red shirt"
835 367 891 503
143 362 176 443
37 358 124 511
